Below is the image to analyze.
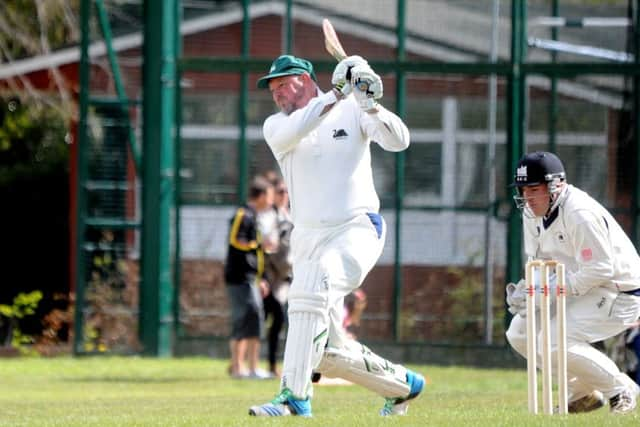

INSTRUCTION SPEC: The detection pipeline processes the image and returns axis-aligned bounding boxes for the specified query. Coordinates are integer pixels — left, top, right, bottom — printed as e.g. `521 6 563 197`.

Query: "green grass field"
0 356 638 426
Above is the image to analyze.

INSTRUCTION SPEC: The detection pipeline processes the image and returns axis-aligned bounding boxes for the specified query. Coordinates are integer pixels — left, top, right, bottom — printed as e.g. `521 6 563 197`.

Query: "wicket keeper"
506 151 640 414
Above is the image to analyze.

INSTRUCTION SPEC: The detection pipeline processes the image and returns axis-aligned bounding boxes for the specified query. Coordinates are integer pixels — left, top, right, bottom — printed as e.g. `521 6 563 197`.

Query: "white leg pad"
280 261 329 399
316 343 411 398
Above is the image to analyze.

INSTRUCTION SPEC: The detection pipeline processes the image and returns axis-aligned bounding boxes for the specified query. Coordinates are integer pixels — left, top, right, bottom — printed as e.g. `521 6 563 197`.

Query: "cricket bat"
322 18 369 92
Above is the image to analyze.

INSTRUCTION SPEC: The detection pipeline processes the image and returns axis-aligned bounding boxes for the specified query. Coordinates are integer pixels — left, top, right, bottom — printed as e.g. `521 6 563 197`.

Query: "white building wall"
180 206 507 267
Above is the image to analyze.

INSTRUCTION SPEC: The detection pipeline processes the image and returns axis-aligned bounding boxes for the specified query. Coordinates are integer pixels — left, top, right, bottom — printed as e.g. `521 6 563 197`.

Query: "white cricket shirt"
263 90 409 227
523 184 640 295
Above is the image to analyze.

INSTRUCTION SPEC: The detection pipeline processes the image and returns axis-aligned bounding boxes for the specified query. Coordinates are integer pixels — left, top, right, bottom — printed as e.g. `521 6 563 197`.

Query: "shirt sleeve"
263 90 339 158
228 208 258 252
360 105 410 152
566 211 615 296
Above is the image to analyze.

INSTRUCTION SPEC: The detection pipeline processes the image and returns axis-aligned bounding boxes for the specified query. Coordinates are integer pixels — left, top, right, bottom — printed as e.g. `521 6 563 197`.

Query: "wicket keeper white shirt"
263 90 409 227
523 185 640 296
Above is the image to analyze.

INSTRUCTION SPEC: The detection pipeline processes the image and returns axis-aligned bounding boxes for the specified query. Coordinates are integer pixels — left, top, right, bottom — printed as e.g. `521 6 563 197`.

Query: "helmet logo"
516 165 527 182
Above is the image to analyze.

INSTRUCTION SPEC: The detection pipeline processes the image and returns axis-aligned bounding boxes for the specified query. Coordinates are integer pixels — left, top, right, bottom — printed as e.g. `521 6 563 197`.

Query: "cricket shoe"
609 385 639 414
379 369 425 416
248 369 275 380
248 388 312 417
566 391 605 413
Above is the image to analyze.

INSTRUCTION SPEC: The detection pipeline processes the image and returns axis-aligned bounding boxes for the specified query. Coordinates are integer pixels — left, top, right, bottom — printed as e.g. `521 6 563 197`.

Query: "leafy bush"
0 291 43 354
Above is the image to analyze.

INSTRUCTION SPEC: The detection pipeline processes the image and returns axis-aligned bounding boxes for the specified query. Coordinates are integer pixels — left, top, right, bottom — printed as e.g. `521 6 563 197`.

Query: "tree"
0 0 80 117
0 94 69 331
0 1 78 341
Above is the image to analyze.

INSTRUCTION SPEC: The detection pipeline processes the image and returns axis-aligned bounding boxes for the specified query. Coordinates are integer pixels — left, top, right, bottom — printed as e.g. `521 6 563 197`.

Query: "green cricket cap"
257 55 317 89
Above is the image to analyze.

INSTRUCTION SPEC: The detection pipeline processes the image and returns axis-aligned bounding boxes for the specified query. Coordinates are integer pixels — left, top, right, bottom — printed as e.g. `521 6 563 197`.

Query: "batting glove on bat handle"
350 64 383 111
332 55 368 97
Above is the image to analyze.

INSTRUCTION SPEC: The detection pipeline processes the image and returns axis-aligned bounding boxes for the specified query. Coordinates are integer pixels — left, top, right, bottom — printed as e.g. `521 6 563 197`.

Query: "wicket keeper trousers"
506 286 640 401
280 212 386 398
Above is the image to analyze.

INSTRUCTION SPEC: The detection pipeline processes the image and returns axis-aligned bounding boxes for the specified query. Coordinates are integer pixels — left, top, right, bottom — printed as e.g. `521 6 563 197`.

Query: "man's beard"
279 92 304 115
281 102 295 115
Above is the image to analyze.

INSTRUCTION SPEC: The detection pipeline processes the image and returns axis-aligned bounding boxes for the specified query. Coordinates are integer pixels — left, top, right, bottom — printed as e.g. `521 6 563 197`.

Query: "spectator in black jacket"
225 176 275 379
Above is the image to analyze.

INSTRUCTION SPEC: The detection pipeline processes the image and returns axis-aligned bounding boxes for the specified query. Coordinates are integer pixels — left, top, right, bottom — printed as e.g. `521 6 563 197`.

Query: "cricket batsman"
248 54 425 417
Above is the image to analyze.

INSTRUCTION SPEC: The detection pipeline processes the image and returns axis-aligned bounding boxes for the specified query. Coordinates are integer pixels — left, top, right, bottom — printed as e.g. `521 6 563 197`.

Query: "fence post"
140 0 178 356
505 0 527 312
392 0 407 342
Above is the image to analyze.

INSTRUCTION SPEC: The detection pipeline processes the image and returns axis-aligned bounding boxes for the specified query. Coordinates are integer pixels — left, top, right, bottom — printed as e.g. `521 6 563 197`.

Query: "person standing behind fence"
225 176 275 379
268 175 293 306
248 54 424 417
259 173 293 377
505 151 640 414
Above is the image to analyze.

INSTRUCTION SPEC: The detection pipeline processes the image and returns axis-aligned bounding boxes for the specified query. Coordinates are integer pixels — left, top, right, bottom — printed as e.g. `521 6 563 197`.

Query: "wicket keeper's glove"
506 280 527 317
533 273 559 310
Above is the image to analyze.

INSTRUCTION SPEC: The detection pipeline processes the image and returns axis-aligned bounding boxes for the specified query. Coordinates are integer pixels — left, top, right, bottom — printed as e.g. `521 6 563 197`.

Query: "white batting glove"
506 279 527 317
332 55 367 97
350 63 383 111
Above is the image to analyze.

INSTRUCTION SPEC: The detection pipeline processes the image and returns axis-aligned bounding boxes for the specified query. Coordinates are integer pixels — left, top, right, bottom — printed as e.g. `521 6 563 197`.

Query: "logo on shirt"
322 274 330 290
332 129 348 140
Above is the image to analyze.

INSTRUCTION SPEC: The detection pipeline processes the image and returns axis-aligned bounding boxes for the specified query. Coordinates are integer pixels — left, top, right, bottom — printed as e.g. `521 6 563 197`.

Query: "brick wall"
178 260 507 344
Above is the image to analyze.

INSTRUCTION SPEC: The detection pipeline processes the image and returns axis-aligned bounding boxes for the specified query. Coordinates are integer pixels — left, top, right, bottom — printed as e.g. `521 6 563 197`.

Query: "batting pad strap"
288 261 329 316
316 346 410 398
287 291 327 316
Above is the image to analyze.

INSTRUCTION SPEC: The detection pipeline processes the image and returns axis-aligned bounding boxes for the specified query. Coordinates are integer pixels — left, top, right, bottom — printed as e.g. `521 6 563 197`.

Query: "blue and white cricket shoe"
248 388 312 417
379 369 425 416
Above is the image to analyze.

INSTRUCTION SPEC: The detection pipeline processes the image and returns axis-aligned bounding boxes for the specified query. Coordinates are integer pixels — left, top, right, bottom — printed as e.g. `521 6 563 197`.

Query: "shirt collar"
542 206 559 229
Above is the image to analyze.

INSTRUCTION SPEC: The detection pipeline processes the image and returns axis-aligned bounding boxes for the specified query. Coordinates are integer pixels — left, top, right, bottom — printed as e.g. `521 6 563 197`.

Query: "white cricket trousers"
280 212 385 397
506 286 640 401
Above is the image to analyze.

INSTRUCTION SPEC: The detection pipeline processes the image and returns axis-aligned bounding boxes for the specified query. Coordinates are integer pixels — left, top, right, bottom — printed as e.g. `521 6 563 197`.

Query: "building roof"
0 0 630 108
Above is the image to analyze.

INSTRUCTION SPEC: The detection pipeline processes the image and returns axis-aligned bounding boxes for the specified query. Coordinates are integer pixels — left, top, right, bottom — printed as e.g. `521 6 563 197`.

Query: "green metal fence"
74 0 640 360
